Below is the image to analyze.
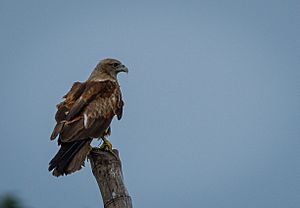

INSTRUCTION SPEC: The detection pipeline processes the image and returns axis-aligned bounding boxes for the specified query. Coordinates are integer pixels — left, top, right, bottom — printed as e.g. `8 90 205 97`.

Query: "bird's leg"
99 137 119 160
99 137 112 150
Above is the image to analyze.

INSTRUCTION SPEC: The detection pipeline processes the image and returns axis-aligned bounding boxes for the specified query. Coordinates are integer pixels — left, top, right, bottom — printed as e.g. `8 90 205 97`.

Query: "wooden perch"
88 148 132 208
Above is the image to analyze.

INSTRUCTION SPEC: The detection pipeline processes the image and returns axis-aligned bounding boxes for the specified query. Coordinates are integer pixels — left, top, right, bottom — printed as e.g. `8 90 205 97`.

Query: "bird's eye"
112 63 120 67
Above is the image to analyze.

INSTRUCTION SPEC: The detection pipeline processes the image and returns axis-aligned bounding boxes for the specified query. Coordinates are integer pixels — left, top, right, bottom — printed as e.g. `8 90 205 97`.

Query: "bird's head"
89 58 128 81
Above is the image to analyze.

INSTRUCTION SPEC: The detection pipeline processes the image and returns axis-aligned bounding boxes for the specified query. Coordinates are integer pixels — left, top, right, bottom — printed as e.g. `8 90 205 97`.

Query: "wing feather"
51 80 124 142
50 82 86 140
65 81 113 121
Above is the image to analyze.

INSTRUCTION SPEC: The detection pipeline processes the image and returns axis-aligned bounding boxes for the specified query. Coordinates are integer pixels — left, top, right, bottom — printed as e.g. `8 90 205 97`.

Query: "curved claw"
99 137 112 150
99 138 119 160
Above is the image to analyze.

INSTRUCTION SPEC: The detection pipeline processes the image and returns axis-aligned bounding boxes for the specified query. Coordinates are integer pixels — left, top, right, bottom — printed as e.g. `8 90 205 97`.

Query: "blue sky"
0 1 299 208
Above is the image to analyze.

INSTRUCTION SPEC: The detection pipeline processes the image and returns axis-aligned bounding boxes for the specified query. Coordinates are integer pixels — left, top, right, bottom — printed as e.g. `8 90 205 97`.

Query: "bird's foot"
99 137 113 150
99 138 119 160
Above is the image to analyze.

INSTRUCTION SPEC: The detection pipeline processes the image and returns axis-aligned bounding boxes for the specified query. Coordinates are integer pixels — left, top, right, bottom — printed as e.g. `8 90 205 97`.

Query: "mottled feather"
49 58 127 176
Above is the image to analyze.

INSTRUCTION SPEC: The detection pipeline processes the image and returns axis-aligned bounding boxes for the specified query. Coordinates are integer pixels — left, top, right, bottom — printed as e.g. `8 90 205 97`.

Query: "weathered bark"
88 148 132 208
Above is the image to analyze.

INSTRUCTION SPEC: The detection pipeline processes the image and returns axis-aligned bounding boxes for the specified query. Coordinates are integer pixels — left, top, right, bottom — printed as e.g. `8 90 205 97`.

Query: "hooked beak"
116 65 129 73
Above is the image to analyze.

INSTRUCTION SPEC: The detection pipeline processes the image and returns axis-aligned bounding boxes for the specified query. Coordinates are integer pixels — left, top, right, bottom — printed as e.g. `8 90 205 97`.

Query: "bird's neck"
88 71 117 82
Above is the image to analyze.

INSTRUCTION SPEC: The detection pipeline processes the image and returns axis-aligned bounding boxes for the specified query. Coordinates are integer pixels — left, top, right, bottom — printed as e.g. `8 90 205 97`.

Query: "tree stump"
88 148 132 208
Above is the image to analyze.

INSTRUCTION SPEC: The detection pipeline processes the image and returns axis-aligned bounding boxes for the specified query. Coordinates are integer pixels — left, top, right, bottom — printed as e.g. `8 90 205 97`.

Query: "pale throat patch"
93 78 116 82
88 71 117 82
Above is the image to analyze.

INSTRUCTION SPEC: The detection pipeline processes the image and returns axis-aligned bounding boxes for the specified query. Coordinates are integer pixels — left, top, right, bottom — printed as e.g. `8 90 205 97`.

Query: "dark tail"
48 139 91 177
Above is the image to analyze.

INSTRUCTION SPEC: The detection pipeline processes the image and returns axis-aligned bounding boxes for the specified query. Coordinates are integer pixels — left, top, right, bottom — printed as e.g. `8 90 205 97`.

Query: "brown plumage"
49 58 128 176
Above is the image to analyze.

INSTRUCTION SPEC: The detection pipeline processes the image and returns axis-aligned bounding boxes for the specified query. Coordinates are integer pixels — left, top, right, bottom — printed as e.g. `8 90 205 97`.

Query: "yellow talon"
99 137 112 150
99 137 119 160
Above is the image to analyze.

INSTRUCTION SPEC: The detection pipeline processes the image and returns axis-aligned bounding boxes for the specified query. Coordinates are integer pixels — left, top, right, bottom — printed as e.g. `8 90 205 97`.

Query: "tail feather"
48 139 92 176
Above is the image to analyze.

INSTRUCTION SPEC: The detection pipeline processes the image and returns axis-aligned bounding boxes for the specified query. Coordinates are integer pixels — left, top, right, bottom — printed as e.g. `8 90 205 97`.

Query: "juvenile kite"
48 58 128 176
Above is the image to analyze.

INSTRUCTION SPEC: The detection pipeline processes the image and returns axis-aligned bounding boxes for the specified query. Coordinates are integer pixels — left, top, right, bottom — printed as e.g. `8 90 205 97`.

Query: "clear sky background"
0 0 299 208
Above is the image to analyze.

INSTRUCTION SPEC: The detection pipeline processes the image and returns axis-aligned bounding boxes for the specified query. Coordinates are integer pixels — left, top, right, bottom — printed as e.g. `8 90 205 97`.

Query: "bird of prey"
48 58 128 177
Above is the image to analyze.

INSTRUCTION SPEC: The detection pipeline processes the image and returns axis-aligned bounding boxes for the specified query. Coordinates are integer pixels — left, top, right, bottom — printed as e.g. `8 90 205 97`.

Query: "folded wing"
51 80 123 142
